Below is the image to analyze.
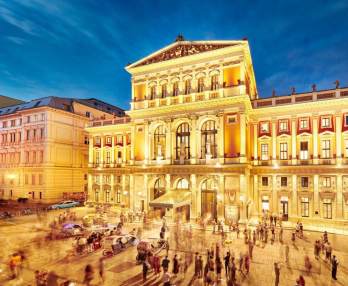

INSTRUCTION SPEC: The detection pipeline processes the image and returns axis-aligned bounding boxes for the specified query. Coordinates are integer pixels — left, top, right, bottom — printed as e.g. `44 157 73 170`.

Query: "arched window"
161 84 167 98
197 77 204 93
211 75 219 90
177 178 189 189
172 82 179 96
154 125 166 159
176 123 190 160
150 86 156 99
154 178 165 199
201 120 217 158
184 79 191 95
201 178 217 191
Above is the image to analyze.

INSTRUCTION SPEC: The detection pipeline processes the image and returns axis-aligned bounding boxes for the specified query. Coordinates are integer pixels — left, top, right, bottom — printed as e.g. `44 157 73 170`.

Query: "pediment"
128 41 239 68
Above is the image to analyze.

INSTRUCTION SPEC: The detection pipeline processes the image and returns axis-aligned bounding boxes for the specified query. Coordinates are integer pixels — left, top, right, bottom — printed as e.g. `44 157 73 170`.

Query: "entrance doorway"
261 196 270 211
202 191 217 221
176 205 190 221
280 196 289 221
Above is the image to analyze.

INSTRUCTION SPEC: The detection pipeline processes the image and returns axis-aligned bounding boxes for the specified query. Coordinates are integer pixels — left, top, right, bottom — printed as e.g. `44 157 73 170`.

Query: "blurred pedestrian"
331 255 339 280
274 262 280 286
142 261 149 282
83 264 94 286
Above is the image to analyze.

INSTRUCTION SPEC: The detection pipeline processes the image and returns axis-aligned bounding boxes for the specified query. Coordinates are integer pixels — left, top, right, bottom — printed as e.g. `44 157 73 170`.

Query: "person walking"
331 255 339 280
238 253 244 273
285 244 289 264
244 255 250 274
248 240 254 259
197 255 203 278
274 262 281 286
98 257 105 283
173 254 179 277
229 260 236 284
224 251 230 278
325 242 332 262
162 256 170 272
153 254 161 277
142 261 149 282
83 264 94 286
296 275 305 286
216 256 222 281
279 226 283 243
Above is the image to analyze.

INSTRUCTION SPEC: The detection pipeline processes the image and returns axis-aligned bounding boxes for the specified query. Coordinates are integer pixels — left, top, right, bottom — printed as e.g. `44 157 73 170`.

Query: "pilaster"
291 175 297 217
336 175 343 219
111 135 115 166
122 134 127 163
165 174 171 192
271 120 277 163
272 175 277 214
190 115 197 164
313 174 319 216
88 136 93 166
130 126 135 164
336 115 342 162
253 123 258 164
313 116 319 164
144 121 149 163
291 117 297 164
190 174 198 219
129 174 134 210
218 175 225 219
100 136 104 166
240 112 246 163
218 113 225 163
165 120 172 163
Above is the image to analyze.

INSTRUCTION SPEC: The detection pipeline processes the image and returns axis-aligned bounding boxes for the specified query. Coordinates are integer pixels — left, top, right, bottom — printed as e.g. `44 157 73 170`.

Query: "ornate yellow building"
86 37 348 224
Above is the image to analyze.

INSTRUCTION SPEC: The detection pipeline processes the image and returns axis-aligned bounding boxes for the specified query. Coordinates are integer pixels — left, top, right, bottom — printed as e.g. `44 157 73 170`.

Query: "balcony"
131 85 242 110
88 117 131 127
318 158 335 165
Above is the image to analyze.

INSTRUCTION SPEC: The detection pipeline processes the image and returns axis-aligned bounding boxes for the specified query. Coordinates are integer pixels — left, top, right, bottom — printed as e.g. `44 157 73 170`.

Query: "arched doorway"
153 178 166 217
154 125 166 160
201 178 217 221
176 123 190 160
176 178 190 221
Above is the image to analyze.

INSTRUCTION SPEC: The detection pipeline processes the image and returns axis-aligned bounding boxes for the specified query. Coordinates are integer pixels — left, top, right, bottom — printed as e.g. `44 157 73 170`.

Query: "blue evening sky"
0 0 347 110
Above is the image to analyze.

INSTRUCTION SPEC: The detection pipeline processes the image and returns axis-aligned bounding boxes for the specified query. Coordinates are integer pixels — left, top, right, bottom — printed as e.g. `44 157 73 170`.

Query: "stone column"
144 174 149 211
190 174 197 219
272 120 277 163
218 113 225 164
88 174 93 202
253 123 258 163
144 121 149 163
313 116 319 164
129 174 134 210
336 115 342 162
110 174 115 204
291 117 297 165
111 135 115 166
100 174 104 203
88 136 94 167
313 175 319 217
336 175 343 219
240 112 246 163
291 175 298 217
130 126 135 164
252 175 259 217
272 175 278 214
122 134 127 163
100 136 104 167
165 120 172 163
218 175 225 219
165 174 171 192
239 174 247 221
190 116 197 164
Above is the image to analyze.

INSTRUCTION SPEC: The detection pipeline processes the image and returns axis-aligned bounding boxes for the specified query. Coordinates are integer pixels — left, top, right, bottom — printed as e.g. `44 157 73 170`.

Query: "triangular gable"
128 40 241 68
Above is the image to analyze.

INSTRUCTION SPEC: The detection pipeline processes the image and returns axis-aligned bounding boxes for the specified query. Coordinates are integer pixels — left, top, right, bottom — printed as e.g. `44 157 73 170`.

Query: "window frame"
300 141 309 160
321 139 331 159
261 143 269 160
301 197 309 217
321 116 331 128
301 177 309 188
280 177 287 187
279 142 288 160
279 120 289 132
260 121 270 134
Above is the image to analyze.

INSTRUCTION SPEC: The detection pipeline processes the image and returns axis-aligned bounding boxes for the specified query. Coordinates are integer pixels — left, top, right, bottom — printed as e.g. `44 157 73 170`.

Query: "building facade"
0 97 124 202
86 38 348 224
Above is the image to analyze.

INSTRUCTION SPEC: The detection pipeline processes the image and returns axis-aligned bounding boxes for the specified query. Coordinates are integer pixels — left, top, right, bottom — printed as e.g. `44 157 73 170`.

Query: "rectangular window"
323 177 331 188
323 199 332 219
116 135 123 145
32 174 35 185
280 143 288 160
41 113 45 121
40 128 44 139
279 120 288 132
11 120 15 127
197 78 204 93
39 151 43 163
95 152 100 164
300 141 309 160
106 136 112 145
2 121 7 128
281 177 287 187
321 140 331 159
173 82 179 96
25 151 29 163
184 80 191 95
84 136 89 145
321 116 331 128
260 122 269 134
95 136 101 146
161 84 167 98
262 176 268 186
27 116 30 123
39 174 43 185
86 111 90 118
227 115 237 124
211 75 219 90
301 177 309 188
150 86 156 99
26 130 30 140
261 144 269 160
33 129 36 139
301 198 309 217
106 151 110 164
116 189 121 203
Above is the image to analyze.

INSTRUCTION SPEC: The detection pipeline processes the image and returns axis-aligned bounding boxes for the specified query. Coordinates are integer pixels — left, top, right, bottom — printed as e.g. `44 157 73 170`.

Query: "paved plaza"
0 208 347 286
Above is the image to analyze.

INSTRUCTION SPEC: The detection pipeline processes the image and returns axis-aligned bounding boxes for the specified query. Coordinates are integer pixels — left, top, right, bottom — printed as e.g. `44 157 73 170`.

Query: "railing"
132 85 242 110
88 117 131 127
253 87 348 108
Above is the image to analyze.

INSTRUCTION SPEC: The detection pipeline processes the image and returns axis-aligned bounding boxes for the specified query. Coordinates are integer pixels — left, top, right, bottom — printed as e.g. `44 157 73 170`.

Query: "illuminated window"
301 198 309 217
95 151 100 164
184 79 191 95
281 177 287 187
172 82 179 96
106 151 110 164
105 191 110 203
106 136 112 145
211 75 219 90
345 114 348 126
177 178 189 189
227 115 237 124
201 120 217 158
262 177 268 186
345 139 348 156
154 178 165 199
161 84 167 98
197 77 204 93
154 125 166 159
280 143 288 160
321 140 331 158
116 189 121 203
2 121 7 128
301 177 309 188
300 141 309 160
323 177 331 188
176 123 190 160
26 130 30 140
279 120 288 132
95 136 101 146
11 120 15 127
260 122 269 134
261 144 269 160
321 116 331 128
323 199 332 219
150 86 156 99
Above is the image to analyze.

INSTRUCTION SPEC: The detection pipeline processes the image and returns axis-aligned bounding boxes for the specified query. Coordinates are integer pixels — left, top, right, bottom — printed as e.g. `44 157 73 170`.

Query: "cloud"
6 36 25 45
0 6 37 35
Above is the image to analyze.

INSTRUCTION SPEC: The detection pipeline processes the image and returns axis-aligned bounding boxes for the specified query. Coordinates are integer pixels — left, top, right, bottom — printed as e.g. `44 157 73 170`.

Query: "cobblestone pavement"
0 209 347 286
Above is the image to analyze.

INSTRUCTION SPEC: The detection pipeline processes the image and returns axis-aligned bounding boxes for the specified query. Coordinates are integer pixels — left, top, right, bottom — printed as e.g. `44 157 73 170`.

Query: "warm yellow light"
273 162 279 169
215 162 221 168
7 174 16 180
239 195 245 202
123 191 128 195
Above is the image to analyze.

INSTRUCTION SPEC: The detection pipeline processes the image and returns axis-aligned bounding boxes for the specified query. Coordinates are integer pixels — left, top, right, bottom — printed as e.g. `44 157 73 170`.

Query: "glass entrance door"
201 191 217 221
281 201 289 221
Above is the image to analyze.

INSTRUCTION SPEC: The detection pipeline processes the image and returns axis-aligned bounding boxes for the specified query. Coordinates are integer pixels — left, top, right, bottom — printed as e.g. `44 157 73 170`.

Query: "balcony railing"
88 117 131 127
131 85 242 110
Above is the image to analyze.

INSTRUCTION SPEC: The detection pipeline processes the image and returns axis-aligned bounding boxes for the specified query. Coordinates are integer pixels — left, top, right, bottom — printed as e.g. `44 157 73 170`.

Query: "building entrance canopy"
149 190 191 209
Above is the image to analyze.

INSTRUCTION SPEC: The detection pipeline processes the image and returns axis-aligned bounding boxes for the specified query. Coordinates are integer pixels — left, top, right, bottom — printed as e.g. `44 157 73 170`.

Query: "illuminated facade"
0 97 124 202
87 38 348 223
